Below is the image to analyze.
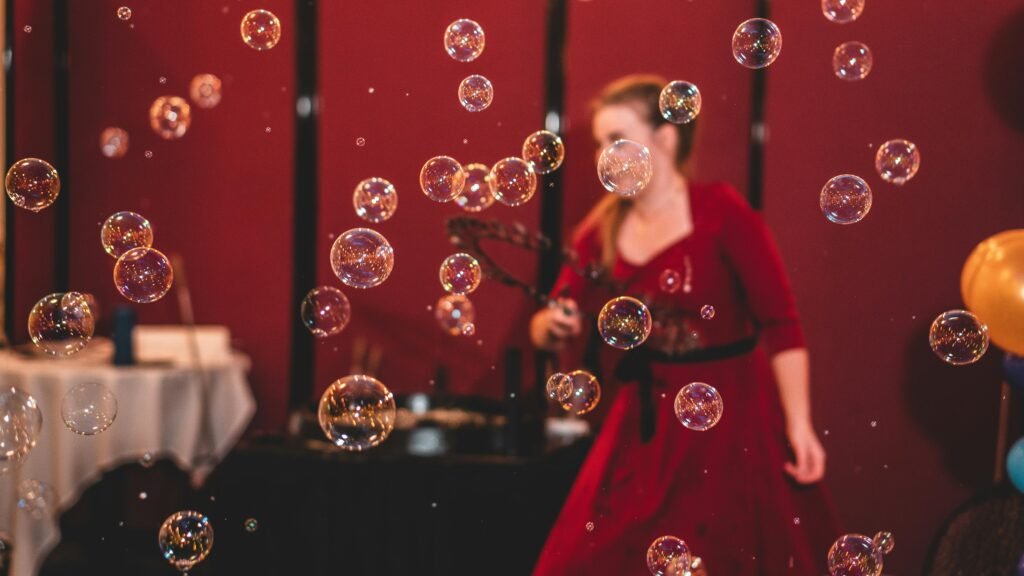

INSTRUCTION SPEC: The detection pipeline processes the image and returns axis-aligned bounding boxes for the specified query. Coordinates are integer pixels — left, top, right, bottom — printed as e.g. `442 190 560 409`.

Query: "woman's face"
592 103 676 189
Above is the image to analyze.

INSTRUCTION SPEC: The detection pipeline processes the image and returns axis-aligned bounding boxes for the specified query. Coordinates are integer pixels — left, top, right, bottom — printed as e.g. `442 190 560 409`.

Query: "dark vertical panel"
537 0 567 293
51 0 67 289
746 0 768 210
3 0 15 342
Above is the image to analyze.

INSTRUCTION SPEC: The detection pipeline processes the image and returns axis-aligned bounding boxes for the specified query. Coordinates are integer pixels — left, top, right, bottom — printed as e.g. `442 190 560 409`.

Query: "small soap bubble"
522 130 564 174
700 305 715 320
827 532 894 576
114 247 174 303
139 452 154 467
439 253 482 295
462 322 476 336
875 139 920 185
822 0 864 23
61 382 117 435
491 157 537 207
559 370 601 415
356 137 366 147
435 294 475 335
117 6 132 21
545 372 573 403
353 177 398 223
444 19 485 62
455 163 495 212
647 535 691 576
99 127 130 158
598 296 652 350
189 73 223 109
144 150 153 159
732 18 782 69
149 96 191 140
17 480 56 520
420 156 466 202
6 158 60 212
597 140 652 197
28 292 95 356
585 521 595 532
929 309 989 365
0 387 42 475
158 511 214 572
101 211 153 258
318 374 396 451
330 228 394 289
659 269 681 293
659 81 702 125
458 74 493 112
301 286 351 337
240 9 281 50
674 382 724 431
158 76 167 85
244 518 258 532
833 41 873 81
820 174 871 224
23 26 31 33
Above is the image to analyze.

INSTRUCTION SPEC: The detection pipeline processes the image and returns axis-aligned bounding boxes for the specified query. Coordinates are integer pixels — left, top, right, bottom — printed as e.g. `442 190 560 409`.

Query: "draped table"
0 340 255 576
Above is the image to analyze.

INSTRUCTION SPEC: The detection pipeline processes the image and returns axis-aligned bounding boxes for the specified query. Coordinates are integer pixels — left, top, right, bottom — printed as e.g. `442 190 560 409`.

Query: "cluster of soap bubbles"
61 381 118 435
647 535 691 576
675 382 724 431
827 531 894 576
318 375 396 451
598 296 652 350
99 211 175 304
17 479 57 520
928 309 989 365
546 371 601 415
444 19 493 112
159 510 214 572
0 387 43 475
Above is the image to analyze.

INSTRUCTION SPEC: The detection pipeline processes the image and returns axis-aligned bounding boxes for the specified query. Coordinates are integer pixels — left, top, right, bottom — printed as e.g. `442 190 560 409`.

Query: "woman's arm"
772 347 826 484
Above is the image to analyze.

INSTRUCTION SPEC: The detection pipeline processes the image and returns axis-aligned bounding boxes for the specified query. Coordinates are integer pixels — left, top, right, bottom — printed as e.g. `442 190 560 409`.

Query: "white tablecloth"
0 340 255 576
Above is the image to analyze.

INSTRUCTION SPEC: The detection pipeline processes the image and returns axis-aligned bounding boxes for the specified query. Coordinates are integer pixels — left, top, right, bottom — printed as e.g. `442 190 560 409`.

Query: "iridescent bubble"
674 382 724 431
490 157 537 207
439 253 482 295
435 294 475 336
454 163 495 212
61 382 117 435
458 74 493 112
330 228 394 289
189 73 223 109
929 309 989 365
647 535 691 576
301 286 351 338
444 19 485 62
875 139 920 185
101 211 153 258
820 174 871 224
317 374 396 451
139 452 154 467
833 41 873 81
545 372 573 403
598 296 652 350
28 292 95 356
559 370 601 416
244 518 258 532
420 156 466 202
148 96 191 140
240 9 281 50
17 479 57 520
827 531 894 576
461 322 476 336
114 247 174 303
597 140 652 197
158 511 214 572
522 130 565 174
99 127 130 158
0 387 42 475
353 177 398 223
659 81 702 125
700 305 715 320
732 18 783 69
659 269 681 293
5 158 60 212
585 521 595 532
117 6 132 21
822 0 865 23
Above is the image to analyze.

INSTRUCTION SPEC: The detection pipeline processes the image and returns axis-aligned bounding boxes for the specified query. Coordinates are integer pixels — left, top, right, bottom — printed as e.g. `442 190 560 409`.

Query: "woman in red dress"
530 75 841 575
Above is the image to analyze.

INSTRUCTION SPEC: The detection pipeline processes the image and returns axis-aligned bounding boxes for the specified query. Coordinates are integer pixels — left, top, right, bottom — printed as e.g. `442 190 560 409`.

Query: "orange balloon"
961 229 1024 356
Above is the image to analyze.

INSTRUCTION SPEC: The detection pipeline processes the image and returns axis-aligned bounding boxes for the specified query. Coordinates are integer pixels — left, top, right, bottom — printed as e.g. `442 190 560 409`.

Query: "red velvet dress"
534 182 841 575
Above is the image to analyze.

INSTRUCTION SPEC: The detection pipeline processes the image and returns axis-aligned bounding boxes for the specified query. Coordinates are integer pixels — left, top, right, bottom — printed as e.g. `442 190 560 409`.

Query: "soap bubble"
158 511 214 572
828 531 894 576
875 139 920 185
647 535 691 576
559 370 601 415
28 292 95 356
598 296 652 350
189 73 223 109
674 382 724 431
244 518 258 532
597 140 652 197
820 174 871 224
17 479 56 520
116 6 132 21
139 452 154 467
458 74 493 112
318 374 396 451
435 294 475 335
929 309 989 365
99 127 129 158
5 158 60 212
454 163 495 212
353 177 398 223
545 372 573 403
659 81 702 125
462 322 476 336
61 382 117 435
822 0 864 23
101 211 153 258
240 9 281 50
301 286 351 337
491 157 537 207
439 253 482 295
700 305 715 320
659 269 681 293
420 156 466 202
330 228 394 289
732 18 782 69
149 96 191 140
522 130 565 174
833 41 873 81
444 19 485 62
0 387 42 475
114 247 174 303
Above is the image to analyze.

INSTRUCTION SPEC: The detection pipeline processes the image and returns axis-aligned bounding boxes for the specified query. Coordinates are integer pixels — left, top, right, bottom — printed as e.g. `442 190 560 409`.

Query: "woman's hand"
784 421 826 484
529 298 581 351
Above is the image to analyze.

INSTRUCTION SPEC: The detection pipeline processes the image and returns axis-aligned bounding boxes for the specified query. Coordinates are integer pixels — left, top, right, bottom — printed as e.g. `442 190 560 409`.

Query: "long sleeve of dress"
718 186 806 355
